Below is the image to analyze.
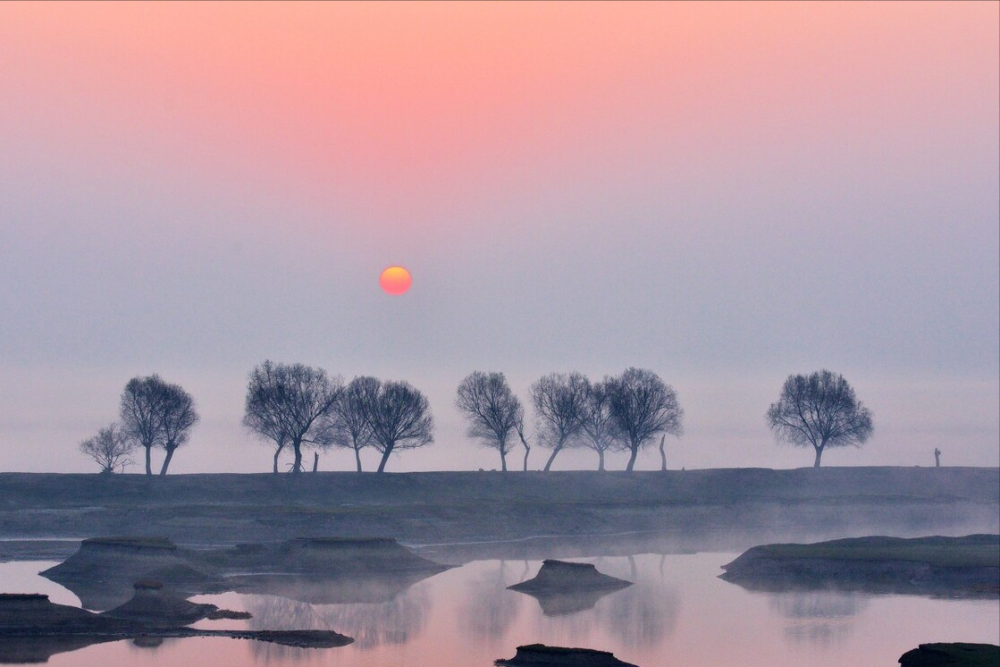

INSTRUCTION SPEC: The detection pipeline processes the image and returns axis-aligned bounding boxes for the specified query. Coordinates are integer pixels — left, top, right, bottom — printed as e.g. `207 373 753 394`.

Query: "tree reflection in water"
592 557 679 649
768 591 868 647
456 560 522 644
242 584 430 661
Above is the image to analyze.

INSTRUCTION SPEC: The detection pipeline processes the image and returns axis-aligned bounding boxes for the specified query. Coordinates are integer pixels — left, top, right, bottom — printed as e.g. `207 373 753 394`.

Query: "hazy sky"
1 1 997 473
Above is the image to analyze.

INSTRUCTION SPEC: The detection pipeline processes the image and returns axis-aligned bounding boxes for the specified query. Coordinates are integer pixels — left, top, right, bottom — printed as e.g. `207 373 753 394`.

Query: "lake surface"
2 553 997 667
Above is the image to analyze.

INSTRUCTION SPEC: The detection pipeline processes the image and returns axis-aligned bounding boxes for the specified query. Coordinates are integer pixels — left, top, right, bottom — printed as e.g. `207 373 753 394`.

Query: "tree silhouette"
119 374 199 475
456 371 525 472
579 378 621 471
322 376 379 472
606 368 683 472
365 380 434 473
79 423 135 474
766 369 873 467
243 361 342 473
531 372 588 472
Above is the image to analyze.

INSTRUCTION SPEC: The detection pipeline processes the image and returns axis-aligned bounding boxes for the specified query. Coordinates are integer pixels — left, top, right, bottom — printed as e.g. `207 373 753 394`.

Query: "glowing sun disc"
379 266 412 295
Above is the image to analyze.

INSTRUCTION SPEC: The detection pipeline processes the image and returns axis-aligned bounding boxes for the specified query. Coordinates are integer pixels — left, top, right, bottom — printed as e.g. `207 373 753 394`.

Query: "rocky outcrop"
40 537 222 610
898 642 1000 667
101 580 226 628
720 535 1000 598
41 535 449 609
509 560 632 594
495 644 640 667
508 561 631 616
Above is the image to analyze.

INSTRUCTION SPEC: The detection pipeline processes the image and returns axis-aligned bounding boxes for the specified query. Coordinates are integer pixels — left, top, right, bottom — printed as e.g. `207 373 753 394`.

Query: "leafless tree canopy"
606 368 683 472
243 361 343 473
79 423 135 474
119 374 199 475
365 380 434 473
321 375 380 472
158 384 198 475
455 371 524 472
767 369 874 467
531 372 589 471
579 378 622 471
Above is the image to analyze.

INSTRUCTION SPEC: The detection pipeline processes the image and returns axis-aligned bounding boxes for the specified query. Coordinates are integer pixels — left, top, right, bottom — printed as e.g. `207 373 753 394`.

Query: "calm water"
2 554 997 667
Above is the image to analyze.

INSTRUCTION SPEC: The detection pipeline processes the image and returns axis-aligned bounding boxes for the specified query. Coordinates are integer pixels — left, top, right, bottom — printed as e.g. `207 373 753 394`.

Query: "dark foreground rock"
495 644 640 667
720 535 999 598
508 560 631 616
100 580 230 628
0 592 351 663
898 642 1000 667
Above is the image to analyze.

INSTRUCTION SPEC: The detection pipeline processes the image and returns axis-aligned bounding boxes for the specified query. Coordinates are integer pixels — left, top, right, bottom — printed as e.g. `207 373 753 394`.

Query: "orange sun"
379 266 412 295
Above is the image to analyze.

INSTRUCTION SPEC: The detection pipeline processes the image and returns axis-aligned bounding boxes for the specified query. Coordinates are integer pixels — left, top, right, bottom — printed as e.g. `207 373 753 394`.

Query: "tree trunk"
272 448 281 474
312 452 319 472
519 432 531 471
292 440 303 473
145 445 152 476
543 444 562 472
625 445 639 472
159 447 175 475
354 446 363 472
500 450 507 472
376 444 393 473
813 446 823 467
659 435 667 471
597 449 605 471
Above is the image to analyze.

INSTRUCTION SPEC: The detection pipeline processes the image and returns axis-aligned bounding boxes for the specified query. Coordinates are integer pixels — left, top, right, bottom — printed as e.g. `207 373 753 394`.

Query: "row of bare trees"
79 375 199 475
456 368 685 472
79 366 873 474
242 361 434 473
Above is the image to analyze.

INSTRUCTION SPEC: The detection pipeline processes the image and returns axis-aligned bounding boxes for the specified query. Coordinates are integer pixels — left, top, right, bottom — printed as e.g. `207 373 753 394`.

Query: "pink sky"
0 2 996 473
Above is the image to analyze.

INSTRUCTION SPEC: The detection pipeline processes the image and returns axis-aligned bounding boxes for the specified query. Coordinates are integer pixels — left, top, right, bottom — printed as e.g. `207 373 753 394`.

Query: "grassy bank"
0 467 996 556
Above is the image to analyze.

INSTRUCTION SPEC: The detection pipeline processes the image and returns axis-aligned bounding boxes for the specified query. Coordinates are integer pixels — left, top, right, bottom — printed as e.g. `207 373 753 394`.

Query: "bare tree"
119 374 198 475
157 384 198 475
243 361 343 473
579 378 621 471
766 369 874 467
79 423 135 474
364 380 434 473
607 368 683 472
323 375 379 472
455 371 524 472
531 372 589 471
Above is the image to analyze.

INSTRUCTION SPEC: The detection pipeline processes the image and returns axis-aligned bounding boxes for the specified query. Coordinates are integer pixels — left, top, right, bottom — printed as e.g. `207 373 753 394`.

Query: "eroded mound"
101 581 223 628
495 643 641 667
40 535 450 609
720 534 1000 598
509 560 632 594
